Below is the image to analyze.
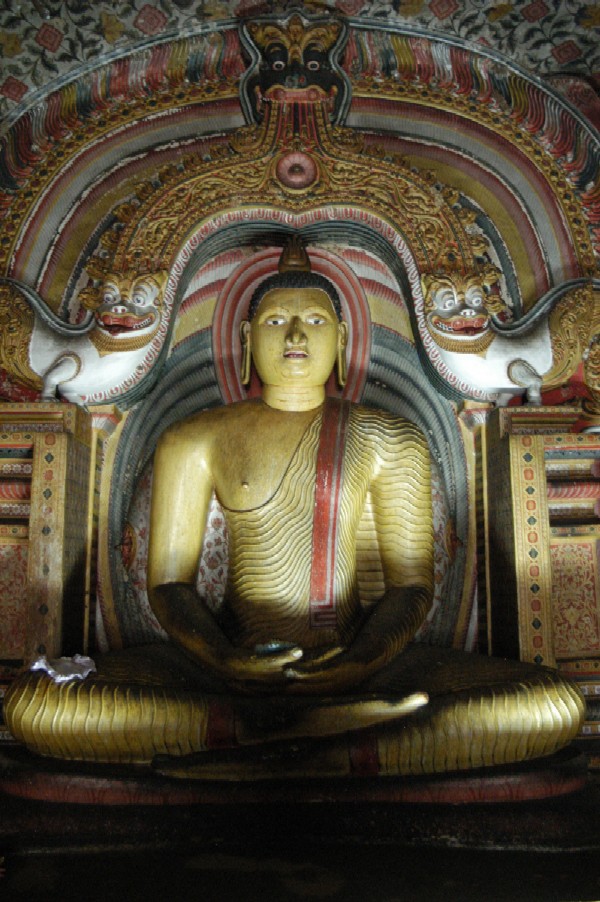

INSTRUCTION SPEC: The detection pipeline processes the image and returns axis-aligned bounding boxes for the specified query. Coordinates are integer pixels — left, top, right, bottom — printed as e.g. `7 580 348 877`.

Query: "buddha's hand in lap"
220 643 353 694
282 643 386 694
220 643 304 689
282 586 434 693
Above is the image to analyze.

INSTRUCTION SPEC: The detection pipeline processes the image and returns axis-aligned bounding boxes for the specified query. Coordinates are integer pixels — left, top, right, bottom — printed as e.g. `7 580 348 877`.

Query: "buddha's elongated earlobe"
337 321 348 388
240 320 252 386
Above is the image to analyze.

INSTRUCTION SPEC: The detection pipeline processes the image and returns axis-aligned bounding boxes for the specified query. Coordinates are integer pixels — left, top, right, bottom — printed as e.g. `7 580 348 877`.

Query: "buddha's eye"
306 314 326 325
264 315 286 326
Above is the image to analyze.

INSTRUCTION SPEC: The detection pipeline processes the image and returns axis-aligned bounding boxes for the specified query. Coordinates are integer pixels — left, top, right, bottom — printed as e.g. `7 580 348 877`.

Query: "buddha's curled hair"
247 271 343 322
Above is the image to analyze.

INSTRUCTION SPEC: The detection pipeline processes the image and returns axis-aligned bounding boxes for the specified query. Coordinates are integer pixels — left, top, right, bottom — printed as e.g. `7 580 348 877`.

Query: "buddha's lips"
430 314 489 336
284 349 308 358
97 314 155 335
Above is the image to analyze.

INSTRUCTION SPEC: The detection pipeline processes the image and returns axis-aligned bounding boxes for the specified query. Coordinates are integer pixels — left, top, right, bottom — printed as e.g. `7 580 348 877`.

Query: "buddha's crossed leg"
5 644 584 778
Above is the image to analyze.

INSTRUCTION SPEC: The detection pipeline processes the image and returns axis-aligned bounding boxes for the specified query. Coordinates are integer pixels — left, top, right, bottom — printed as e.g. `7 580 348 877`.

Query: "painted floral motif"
196 500 229 614
429 0 460 21
100 12 125 44
552 40 583 64
0 30 22 57
336 0 368 14
576 5 600 29
522 0 549 23
395 1 426 14
0 543 28 659
115 462 165 641
133 4 168 36
551 540 600 657
0 1 598 121
35 23 63 52
487 5 514 22
0 76 28 102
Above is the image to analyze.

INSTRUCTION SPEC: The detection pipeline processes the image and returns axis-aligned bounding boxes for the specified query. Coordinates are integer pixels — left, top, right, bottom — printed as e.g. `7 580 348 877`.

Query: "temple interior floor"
3 843 600 902
2 752 600 902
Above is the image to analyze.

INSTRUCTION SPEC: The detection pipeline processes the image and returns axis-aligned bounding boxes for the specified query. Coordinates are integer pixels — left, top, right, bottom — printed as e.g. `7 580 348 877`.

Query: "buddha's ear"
337 320 348 388
240 320 252 386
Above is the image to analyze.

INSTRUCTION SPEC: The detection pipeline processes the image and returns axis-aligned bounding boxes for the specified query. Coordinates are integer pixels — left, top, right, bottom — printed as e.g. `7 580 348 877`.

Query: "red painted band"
309 399 350 629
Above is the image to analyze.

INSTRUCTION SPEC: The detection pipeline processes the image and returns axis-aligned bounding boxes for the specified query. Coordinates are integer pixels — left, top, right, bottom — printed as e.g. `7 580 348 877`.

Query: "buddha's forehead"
255 287 337 317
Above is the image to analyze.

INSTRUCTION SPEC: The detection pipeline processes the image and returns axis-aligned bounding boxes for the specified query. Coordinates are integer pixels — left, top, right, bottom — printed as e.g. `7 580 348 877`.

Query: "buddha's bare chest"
212 410 318 510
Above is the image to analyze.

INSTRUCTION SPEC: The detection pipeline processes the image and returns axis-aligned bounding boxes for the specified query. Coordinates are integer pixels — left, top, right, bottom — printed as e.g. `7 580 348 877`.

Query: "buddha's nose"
286 316 306 344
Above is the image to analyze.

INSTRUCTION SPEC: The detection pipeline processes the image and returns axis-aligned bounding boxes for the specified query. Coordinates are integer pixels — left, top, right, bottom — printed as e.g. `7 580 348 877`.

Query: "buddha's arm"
356 419 435 661
147 424 226 665
287 419 434 692
147 423 302 683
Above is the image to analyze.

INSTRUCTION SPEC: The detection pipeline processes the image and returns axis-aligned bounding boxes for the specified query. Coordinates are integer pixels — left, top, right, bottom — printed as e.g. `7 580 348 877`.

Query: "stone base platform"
0 746 599 857
0 744 589 807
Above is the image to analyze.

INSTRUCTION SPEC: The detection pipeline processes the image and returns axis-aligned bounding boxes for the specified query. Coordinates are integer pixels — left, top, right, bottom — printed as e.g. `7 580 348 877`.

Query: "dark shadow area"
2 770 600 902
3 845 600 902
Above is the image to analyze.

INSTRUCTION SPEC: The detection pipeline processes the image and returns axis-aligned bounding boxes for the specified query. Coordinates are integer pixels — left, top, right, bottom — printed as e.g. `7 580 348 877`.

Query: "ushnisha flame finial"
278 236 311 273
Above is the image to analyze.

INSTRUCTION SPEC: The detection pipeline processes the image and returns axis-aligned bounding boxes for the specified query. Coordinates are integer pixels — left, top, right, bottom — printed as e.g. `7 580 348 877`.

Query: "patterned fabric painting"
0 542 28 660
551 537 600 658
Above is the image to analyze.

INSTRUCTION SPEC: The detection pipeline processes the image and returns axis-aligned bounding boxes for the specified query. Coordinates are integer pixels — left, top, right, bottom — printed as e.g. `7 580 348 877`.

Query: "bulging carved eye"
467 292 484 308
437 291 457 310
272 60 285 71
133 293 149 306
306 60 320 71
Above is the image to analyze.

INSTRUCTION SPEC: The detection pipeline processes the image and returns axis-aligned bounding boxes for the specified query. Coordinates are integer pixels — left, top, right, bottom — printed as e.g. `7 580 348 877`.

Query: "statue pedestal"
0 744 587 806
0 747 598 861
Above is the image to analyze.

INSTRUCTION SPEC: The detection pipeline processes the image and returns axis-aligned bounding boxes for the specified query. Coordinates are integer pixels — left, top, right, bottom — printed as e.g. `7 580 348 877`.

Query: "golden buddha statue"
4 243 585 780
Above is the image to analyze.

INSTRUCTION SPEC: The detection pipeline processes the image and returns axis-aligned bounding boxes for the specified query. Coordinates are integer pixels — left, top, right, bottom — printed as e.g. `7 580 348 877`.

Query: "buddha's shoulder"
349 404 428 446
158 400 264 443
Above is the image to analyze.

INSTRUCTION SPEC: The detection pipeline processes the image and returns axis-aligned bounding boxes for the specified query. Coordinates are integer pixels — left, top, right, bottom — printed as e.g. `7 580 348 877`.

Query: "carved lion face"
243 15 346 120
94 271 168 343
421 272 510 353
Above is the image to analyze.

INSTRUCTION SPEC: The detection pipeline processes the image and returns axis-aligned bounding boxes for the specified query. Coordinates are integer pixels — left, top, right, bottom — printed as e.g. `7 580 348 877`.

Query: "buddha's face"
248 287 343 388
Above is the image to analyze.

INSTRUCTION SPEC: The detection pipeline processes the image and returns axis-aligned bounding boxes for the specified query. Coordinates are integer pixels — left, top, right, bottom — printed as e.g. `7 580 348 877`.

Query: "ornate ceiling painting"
0 3 599 651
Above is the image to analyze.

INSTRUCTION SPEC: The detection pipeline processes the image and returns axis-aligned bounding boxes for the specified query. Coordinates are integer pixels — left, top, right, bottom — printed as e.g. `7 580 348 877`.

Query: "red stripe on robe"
309 399 351 630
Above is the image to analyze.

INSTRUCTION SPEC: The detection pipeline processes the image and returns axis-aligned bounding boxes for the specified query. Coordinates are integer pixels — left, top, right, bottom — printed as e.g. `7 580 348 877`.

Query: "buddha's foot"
154 693 429 780
153 736 357 781
237 692 428 744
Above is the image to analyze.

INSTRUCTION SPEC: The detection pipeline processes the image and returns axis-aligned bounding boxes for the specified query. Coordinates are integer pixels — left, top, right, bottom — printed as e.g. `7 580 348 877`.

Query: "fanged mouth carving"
98 315 154 335
430 315 489 338
256 84 336 112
